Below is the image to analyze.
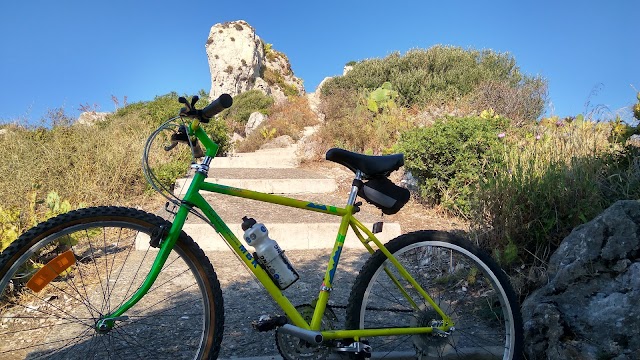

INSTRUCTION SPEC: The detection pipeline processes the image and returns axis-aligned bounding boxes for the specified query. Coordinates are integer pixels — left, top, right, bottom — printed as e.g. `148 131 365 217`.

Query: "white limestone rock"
205 20 304 102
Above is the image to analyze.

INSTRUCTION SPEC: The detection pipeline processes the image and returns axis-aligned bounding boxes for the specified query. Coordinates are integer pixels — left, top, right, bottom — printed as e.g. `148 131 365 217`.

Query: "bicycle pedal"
335 341 372 357
251 315 287 332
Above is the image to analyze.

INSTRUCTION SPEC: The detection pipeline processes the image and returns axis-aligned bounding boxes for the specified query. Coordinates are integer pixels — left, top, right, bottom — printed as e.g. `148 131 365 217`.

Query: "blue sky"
1 0 638 124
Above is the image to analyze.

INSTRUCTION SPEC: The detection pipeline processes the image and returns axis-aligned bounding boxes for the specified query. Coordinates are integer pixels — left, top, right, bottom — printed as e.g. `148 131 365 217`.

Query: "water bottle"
241 216 299 290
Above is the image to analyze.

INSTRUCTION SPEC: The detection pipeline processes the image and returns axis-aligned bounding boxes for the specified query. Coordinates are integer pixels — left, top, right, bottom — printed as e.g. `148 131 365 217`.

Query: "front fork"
96 168 212 331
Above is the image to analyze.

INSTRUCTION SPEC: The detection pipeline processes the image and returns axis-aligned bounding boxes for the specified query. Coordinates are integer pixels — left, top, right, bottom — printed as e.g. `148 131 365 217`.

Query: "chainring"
275 304 337 360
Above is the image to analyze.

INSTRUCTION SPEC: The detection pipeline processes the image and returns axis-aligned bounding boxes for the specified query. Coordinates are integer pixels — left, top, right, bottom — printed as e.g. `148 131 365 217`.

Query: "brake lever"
164 141 178 151
178 96 194 117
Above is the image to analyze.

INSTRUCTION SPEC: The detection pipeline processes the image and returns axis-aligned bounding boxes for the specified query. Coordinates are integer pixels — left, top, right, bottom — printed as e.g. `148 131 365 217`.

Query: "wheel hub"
95 316 129 334
411 305 458 356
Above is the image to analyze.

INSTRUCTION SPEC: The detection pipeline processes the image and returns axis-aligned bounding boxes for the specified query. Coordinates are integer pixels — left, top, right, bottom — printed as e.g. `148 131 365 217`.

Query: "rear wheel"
0 206 224 359
346 231 522 359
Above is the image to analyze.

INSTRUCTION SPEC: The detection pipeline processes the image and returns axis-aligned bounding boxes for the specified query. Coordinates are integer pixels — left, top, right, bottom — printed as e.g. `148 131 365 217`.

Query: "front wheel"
346 231 523 359
0 206 224 359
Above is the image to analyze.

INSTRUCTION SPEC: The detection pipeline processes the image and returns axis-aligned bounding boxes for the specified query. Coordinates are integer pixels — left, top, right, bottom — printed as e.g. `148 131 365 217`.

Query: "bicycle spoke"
130 283 198 315
2 328 94 356
112 326 161 358
4 299 94 328
118 297 202 329
104 228 137 314
83 229 110 314
0 319 78 336
29 327 94 360
109 238 152 312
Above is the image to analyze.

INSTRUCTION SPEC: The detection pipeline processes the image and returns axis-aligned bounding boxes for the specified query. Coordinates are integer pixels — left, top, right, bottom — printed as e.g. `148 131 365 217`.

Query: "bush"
220 90 274 134
396 115 509 216
321 46 546 118
466 77 548 125
470 118 640 268
263 68 299 97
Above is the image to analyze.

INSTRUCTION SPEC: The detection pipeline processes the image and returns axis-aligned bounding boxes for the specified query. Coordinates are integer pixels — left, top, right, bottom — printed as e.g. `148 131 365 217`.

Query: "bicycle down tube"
103 121 453 339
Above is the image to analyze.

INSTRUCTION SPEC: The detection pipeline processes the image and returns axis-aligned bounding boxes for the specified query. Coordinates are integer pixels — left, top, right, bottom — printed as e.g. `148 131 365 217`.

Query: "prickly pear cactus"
367 82 399 113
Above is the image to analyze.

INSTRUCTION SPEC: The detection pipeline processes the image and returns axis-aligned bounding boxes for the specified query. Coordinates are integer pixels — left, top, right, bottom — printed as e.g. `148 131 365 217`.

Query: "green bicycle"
0 94 523 359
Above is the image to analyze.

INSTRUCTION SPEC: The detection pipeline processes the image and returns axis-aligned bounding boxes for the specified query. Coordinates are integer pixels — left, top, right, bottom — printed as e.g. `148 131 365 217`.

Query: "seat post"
346 170 363 207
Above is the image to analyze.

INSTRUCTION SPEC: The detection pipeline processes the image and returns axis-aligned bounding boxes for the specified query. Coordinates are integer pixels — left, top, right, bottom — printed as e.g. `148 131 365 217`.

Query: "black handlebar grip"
201 94 233 119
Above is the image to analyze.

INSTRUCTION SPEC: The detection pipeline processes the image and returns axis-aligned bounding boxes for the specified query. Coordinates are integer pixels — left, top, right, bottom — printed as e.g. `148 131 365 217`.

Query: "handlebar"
201 94 233 119
179 94 233 122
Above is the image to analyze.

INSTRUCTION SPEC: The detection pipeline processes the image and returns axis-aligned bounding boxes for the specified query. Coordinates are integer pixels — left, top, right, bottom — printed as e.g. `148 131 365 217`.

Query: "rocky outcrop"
76 112 109 125
205 20 304 103
522 200 640 359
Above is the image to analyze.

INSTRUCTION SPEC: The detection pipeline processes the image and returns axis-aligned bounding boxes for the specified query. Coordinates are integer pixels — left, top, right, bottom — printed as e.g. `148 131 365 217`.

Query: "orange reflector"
26 250 76 292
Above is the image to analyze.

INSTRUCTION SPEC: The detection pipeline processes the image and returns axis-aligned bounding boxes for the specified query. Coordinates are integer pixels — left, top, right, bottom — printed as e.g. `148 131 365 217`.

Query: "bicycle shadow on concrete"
207 247 369 358
17 248 366 360
21 290 214 359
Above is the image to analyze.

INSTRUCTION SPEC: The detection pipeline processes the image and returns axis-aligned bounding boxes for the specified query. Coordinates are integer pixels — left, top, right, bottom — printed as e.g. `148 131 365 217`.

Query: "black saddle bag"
358 177 410 215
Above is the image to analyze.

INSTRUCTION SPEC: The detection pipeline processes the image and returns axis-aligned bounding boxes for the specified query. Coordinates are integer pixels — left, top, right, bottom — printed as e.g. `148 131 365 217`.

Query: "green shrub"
396 115 509 216
263 68 298 97
321 46 546 119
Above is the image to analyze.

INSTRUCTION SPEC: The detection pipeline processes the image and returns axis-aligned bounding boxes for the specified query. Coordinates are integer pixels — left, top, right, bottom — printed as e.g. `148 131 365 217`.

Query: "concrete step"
180 192 388 225
174 169 337 195
180 222 401 250
213 146 298 168
141 192 402 250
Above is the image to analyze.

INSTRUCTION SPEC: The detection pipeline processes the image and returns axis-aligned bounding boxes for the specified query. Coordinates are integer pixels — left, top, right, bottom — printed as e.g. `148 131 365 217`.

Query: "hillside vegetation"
0 92 228 251
314 46 640 290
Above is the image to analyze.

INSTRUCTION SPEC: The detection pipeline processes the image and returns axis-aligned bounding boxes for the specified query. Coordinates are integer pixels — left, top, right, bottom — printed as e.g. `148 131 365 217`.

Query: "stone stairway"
172 143 402 250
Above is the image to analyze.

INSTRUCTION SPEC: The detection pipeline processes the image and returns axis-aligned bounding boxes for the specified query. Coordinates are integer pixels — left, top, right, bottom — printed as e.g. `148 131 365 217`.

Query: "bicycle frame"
102 120 454 340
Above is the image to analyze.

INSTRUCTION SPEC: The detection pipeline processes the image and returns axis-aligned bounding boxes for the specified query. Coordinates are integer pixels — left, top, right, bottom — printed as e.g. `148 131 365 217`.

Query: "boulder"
627 134 640 148
245 112 267 136
522 200 640 359
205 20 304 102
